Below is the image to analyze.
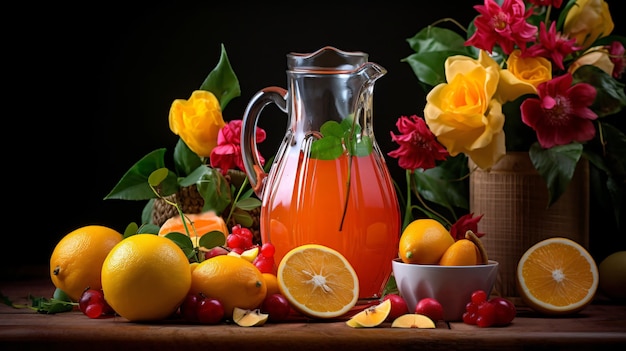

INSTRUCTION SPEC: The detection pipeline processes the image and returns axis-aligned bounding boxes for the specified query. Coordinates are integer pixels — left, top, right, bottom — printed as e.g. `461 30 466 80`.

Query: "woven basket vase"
469 152 589 303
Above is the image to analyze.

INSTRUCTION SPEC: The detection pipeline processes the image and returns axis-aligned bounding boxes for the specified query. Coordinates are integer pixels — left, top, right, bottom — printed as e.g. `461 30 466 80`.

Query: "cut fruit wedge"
240 247 259 262
277 244 359 319
232 307 268 327
391 314 436 328
346 299 391 328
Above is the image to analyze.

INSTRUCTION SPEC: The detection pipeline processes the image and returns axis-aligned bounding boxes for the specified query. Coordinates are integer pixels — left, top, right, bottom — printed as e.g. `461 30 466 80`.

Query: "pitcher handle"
241 86 288 197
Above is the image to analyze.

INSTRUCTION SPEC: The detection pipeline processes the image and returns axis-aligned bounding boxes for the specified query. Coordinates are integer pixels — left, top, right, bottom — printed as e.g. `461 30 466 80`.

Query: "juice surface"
261 152 400 299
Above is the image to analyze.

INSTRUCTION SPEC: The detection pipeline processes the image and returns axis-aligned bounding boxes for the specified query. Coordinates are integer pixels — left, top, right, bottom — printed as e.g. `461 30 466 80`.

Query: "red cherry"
414 297 444 321
382 294 409 322
197 298 225 324
490 297 516 326
261 293 291 322
471 290 488 305
180 293 200 323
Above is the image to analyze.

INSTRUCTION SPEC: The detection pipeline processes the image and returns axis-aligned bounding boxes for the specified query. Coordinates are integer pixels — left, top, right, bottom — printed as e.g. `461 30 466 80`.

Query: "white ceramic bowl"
392 258 499 321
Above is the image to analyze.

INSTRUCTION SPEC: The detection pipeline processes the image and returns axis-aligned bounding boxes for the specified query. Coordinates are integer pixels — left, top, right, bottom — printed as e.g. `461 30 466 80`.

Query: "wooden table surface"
1 277 625 351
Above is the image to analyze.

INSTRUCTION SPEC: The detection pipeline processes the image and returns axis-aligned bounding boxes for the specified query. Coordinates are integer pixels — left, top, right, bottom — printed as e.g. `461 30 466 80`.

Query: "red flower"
449 213 485 241
210 120 266 174
608 41 626 79
388 115 449 171
527 0 562 7
520 73 598 149
465 0 537 55
524 21 580 70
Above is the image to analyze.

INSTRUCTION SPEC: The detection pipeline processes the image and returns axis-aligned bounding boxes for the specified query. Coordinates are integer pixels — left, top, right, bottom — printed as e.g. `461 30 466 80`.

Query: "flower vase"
469 152 589 304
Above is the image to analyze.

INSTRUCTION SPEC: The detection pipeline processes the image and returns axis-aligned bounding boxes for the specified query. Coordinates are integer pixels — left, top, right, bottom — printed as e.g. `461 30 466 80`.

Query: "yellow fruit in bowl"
398 219 454 264
101 234 192 322
50 225 122 301
439 239 480 266
598 251 626 301
189 255 267 319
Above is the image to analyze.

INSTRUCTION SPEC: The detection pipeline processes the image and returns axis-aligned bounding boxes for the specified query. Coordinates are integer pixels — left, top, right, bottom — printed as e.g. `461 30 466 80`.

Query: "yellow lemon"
598 251 626 301
50 225 122 301
189 255 267 319
101 234 192 322
398 219 454 264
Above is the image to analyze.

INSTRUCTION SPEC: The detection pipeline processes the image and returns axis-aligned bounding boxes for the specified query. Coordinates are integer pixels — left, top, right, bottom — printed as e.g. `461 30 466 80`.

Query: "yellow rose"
424 51 506 169
169 90 226 158
568 46 615 76
498 49 552 102
563 0 614 50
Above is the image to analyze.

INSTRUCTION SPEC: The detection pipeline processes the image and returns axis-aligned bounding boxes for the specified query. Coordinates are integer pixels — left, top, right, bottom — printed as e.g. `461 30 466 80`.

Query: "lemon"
398 219 454 264
598 251 626 301
101 234 192 322
50 225 122 301
189 255 267 319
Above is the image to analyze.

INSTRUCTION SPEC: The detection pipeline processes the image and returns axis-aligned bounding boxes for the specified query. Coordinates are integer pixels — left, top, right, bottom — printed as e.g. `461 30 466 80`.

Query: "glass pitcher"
240 46 400 299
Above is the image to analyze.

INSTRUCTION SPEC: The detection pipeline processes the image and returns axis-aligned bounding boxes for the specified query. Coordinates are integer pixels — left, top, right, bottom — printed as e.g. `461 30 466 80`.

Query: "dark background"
4 1 624 278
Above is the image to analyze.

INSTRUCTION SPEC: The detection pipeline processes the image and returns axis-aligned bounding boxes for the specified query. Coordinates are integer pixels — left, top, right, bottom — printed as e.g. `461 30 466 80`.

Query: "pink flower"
524 21 580 70
465 0 537 55
210 120 266 174
608 41 626 79
388 115 449 171
449 213 485 241
520 73 598 149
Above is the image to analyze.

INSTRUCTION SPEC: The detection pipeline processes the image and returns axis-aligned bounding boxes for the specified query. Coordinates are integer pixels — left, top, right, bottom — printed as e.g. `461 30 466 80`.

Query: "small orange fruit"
398 219 454 264
158 211 228 247
439 239 480 266
516 237 598 315
190 255 267 319
101 234 192 321
262 273 280 297
277 244 359 319
50 225 122 301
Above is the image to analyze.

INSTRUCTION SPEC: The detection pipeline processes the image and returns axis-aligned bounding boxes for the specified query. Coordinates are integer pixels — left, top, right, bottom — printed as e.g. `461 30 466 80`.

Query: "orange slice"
516 237 598 315
158 211 228 248
277 244 359 319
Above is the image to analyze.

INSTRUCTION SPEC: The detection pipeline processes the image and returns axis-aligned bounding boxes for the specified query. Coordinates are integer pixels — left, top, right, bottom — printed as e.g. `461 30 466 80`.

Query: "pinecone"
151 184 205 227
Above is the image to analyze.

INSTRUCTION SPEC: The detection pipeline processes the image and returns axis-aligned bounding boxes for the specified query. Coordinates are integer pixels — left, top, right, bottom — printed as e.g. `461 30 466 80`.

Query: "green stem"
226 176 250 225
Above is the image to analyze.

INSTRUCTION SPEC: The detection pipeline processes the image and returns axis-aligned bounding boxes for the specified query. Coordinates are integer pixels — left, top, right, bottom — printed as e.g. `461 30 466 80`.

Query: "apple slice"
391 313 436 328
232 307 268 327
346 299 391 328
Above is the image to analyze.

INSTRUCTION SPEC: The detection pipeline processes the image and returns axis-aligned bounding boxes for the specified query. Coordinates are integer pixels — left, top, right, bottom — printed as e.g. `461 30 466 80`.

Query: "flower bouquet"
104 44 267 255
390 0 626 236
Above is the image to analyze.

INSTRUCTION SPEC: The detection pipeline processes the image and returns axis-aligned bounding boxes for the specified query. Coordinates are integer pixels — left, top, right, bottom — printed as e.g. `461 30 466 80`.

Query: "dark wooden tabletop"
1 277 625 351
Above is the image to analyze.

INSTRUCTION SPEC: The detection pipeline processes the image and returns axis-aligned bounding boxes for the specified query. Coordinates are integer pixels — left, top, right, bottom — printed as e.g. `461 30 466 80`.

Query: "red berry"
78 289 114 319
226 233 244 249
260 242 275 258
261 293 291 322
382 294 409 322
490 297 516 326
462 311 478 325
471 290 488 305
414 297 444 321
253 254 276 274
476 301 496 328
197 298 225 324
180 293 200 323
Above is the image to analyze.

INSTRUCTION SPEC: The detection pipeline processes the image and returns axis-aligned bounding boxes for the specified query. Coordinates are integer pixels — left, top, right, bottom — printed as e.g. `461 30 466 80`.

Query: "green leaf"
164 232 197 260
180 166 232 214
235 197 261 211
310 135 343 160
350 134 373 156
529 142 583 207
572 65 626 117
137 223 160 234
199 43 241 110
321 120 344 138
414 154 469 211
174 138 203 177
403 27 473 89
104 149 179 200
123 222 139 238
148 168 170 187
232 210 254 227
198 231 226 250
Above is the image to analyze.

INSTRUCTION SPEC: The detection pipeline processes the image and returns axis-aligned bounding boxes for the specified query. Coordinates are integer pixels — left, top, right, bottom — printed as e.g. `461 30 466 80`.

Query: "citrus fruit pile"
398 219 487 266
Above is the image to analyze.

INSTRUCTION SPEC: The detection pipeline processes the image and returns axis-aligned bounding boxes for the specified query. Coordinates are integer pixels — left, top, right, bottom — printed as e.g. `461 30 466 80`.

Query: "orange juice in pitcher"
240 47 400 299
